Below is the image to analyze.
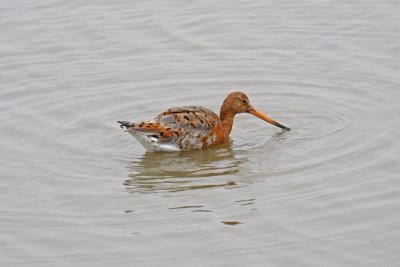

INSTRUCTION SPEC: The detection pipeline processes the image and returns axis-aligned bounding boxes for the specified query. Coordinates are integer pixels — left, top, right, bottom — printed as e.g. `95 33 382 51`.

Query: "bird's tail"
117 120 135 129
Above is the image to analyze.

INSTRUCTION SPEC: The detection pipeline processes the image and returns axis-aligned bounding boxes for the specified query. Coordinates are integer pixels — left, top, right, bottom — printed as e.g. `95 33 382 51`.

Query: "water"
1 1 400 266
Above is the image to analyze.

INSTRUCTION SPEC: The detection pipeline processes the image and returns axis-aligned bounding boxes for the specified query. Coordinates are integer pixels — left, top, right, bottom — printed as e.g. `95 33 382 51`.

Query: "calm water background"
1 1 400 266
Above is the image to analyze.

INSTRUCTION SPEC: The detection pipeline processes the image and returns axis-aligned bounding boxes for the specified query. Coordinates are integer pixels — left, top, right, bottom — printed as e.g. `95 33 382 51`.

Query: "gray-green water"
1 1 400 266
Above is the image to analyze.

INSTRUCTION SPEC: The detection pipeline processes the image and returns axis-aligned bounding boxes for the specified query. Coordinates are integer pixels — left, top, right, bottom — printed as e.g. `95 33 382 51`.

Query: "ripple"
221 221 242 226
2 1 400 266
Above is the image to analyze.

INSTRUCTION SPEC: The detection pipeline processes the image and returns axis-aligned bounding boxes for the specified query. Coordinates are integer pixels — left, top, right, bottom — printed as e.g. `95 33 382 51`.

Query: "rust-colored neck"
220 103 236 138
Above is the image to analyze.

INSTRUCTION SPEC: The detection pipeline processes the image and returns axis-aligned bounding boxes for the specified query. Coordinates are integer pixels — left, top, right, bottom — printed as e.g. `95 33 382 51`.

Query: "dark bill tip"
274 122 291 131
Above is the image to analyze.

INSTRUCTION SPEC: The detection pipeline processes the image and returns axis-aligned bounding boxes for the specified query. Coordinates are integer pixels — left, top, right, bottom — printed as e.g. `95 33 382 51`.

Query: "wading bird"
118 92 290 151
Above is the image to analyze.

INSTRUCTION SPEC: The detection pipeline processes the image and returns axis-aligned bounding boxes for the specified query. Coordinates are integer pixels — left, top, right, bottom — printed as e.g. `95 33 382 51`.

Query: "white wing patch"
130 132 180 152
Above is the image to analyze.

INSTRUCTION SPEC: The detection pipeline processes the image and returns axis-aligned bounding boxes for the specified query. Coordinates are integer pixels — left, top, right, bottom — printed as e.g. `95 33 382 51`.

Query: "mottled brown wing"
154 106 221 149
158 106 218 129
119 106 221 150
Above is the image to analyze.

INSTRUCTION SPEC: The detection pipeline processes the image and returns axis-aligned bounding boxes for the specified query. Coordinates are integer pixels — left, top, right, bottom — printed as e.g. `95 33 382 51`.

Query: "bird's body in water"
118 92 290 152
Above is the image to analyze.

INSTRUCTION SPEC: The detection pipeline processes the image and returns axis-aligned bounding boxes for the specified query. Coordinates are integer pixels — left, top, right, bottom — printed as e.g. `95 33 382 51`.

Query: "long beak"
248 107 291 131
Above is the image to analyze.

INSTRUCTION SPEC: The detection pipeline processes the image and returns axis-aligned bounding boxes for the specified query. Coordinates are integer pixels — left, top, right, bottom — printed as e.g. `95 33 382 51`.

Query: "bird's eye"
242 100 247 104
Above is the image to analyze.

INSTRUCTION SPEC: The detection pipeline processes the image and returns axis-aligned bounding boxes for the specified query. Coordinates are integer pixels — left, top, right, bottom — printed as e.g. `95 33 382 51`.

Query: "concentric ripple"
1 1 400 266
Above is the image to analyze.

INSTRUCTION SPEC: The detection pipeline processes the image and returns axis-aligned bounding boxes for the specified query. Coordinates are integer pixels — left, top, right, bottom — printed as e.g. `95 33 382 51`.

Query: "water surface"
1 1 400 266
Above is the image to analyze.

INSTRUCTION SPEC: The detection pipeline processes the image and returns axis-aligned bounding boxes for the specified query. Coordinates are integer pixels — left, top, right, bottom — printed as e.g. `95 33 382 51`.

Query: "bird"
118 91 290 152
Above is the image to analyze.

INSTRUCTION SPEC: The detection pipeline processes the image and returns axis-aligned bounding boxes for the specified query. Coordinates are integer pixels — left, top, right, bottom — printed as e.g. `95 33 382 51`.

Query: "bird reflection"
124 139 243 193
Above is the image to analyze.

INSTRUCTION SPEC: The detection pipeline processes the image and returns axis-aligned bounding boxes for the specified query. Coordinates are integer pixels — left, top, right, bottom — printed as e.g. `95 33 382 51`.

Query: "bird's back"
119 106 222 151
